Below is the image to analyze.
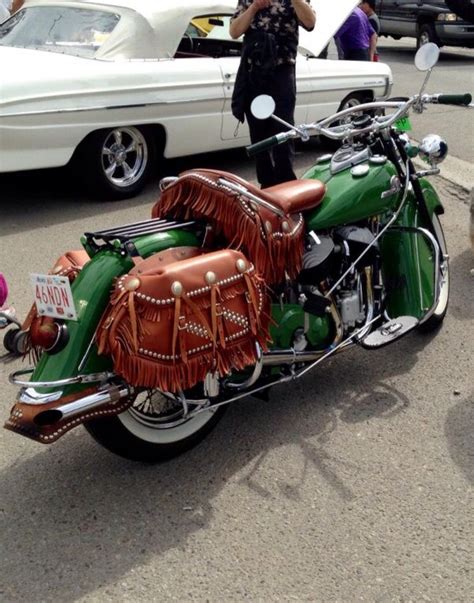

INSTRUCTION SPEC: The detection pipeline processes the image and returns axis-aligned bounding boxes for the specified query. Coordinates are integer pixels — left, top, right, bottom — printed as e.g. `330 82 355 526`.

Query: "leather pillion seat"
194 169 326 214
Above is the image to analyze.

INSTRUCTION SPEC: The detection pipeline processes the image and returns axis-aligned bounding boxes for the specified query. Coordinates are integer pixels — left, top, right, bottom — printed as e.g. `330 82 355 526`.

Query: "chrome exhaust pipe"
262 348 326 366
34 384 131 427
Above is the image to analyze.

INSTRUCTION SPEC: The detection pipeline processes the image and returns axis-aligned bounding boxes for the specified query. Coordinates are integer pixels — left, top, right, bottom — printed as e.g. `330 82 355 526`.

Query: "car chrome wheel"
101 126 148 189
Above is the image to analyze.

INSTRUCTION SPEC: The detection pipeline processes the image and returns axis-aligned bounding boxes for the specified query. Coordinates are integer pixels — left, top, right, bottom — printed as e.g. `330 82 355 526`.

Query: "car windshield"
0 6 120 58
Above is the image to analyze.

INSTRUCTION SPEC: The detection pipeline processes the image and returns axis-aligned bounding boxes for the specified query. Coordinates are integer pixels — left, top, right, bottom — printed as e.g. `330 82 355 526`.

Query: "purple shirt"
335 7 375 52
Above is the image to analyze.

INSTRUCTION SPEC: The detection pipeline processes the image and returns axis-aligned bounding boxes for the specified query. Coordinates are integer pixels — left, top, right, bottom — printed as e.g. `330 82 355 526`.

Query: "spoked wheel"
418 214 450 332
84 388 226 462
77 126 156 200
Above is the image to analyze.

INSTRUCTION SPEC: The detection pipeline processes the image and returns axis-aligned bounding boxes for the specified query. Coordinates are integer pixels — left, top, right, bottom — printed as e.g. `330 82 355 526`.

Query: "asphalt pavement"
0 40 473 603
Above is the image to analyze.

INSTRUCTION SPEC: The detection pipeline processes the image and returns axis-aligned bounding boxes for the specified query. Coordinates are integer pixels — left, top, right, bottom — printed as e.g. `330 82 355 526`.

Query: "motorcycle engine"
298 226 378 331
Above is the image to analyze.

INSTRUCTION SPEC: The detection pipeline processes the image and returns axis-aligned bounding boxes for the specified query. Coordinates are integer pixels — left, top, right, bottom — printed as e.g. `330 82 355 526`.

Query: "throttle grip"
435 93 472 106
246 135 280 157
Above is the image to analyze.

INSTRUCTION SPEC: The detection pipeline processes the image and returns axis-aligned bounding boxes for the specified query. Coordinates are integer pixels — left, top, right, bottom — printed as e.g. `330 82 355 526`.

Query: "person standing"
230 0 316 189
359 0 380 35
335 6 377 61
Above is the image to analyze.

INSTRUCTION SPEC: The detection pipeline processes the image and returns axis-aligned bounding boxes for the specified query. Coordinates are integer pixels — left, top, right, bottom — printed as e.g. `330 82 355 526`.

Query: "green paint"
270 304 332 349
30 230 200 396
304 162 399 229
380 194 437 318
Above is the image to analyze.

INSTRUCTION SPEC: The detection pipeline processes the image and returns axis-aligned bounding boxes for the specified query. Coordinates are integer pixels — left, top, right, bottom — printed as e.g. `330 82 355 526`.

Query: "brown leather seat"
194 169 326 214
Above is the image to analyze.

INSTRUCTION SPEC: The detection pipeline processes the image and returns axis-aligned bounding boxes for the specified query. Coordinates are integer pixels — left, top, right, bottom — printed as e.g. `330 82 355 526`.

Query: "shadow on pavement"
0 148 252 235
445 393 474 485
0 330 436 601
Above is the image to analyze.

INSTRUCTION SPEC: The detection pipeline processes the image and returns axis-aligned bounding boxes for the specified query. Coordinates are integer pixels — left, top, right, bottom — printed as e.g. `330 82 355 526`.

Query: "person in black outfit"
230 0 316 189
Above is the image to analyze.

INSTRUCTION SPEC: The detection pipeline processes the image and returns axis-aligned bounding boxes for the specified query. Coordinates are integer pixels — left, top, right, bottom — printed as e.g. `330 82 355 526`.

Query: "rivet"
236 258 247 273
171 281 183 296
281 221 290 233
125 277 141 291
205 271 217 285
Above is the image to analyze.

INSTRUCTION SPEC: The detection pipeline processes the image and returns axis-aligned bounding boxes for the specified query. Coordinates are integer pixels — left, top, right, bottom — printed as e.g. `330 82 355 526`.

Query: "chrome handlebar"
282 94 458 143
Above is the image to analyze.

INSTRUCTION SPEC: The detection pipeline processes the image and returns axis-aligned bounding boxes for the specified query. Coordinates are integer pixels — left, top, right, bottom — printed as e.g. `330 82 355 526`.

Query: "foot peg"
361 316 418 349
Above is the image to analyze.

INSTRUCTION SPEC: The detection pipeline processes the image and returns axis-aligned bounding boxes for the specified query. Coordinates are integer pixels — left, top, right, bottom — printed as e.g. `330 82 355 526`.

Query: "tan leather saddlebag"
97 249 271 393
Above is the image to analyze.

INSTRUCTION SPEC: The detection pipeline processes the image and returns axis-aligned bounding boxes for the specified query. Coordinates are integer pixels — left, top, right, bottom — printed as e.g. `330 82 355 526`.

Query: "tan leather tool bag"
97 249 271 393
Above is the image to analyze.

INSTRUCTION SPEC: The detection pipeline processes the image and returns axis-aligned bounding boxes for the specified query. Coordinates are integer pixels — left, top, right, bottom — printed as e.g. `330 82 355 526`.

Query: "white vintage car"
0 0 393 198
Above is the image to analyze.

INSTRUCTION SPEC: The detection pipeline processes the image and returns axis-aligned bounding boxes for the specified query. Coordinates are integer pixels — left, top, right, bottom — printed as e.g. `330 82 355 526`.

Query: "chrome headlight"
437 13 460 21
419 134 448 165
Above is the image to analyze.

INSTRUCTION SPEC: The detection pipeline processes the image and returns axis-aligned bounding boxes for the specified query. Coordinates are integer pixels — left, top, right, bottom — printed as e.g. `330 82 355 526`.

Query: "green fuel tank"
303 156 399 230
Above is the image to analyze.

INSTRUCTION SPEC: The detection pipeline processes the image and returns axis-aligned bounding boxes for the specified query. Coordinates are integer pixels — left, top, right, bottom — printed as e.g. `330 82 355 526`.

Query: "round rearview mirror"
414 42 440 71
250 95 276 120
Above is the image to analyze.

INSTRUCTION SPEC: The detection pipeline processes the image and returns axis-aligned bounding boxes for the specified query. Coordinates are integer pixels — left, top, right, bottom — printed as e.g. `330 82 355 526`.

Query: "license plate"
30 274 77 321
394 116 412 132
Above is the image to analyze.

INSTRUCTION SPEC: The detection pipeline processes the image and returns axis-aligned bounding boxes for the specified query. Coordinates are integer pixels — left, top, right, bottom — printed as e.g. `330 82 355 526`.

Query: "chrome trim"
1 96 226 119
0 311 22 328
39 385 131 422
226 343 263 389
9 368 116 389
19 387 63 406
217 178 286 218
159 176 179 191
381 175 402 199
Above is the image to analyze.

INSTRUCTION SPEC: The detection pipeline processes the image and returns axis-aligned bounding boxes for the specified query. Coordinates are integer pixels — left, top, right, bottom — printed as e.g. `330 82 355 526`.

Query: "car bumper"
435 23 474 47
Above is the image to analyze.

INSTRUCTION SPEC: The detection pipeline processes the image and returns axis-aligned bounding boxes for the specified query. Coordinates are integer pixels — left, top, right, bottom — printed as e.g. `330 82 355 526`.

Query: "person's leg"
245 109 276 188
270 65 297 185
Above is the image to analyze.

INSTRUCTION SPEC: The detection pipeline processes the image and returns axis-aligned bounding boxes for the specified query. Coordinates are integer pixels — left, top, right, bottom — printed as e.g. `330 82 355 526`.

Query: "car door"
148 56 227 158
379 0 419 36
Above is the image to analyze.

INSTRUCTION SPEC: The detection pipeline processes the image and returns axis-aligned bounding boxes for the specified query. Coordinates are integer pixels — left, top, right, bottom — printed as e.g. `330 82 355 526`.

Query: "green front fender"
30 230 200 396
380 183 444 319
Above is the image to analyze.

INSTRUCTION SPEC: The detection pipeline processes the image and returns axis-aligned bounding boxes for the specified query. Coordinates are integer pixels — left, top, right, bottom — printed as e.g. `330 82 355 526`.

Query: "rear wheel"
84 389 226 462
418 214 449 332
77 126 158 200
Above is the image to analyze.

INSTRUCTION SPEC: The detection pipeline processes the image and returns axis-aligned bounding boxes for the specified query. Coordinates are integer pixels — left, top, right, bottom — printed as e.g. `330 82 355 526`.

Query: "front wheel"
418 214 450 332
76 126 157 200
417 23 439 49
84 389 226 462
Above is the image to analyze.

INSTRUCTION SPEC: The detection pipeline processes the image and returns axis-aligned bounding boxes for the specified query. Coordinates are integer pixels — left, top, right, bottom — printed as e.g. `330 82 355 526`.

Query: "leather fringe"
153 176 304 283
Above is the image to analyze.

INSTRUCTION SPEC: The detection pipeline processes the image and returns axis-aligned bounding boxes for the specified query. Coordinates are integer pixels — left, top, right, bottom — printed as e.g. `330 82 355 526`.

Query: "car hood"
300 0 358 57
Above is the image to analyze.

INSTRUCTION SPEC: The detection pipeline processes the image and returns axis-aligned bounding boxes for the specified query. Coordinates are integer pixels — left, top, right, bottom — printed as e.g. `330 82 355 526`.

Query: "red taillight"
30 318 60 351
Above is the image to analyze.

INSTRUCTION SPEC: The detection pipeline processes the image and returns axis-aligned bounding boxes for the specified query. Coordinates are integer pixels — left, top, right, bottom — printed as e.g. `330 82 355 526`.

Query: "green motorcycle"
4 44 471 462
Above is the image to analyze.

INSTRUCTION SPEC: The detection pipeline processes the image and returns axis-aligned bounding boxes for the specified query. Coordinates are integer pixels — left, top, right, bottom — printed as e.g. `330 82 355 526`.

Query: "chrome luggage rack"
83 217 196 255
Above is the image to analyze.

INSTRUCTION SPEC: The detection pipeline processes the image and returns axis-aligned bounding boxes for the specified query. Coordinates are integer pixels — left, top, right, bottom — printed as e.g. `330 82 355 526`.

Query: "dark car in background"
376 0 474 48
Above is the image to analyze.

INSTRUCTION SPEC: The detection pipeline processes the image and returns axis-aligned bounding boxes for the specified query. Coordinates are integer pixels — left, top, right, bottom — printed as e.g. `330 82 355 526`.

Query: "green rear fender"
30 230 200 395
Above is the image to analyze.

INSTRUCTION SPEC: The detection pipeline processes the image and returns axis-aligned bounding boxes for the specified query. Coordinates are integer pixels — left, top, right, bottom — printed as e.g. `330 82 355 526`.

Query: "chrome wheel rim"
419 31 431 46
101 127 148 188
118 389 216 444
